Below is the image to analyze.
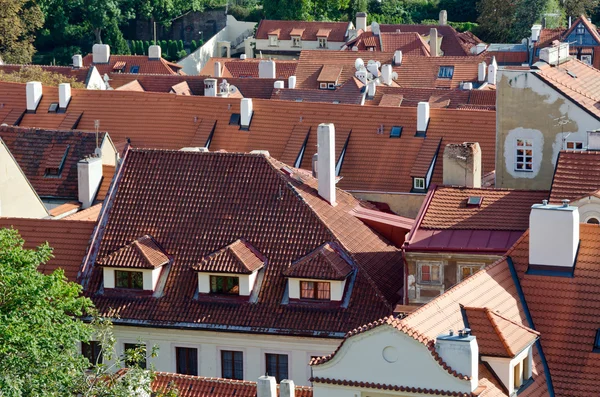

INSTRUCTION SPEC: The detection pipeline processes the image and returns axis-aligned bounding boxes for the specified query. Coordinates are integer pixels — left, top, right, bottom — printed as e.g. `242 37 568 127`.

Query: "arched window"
587 217 600 224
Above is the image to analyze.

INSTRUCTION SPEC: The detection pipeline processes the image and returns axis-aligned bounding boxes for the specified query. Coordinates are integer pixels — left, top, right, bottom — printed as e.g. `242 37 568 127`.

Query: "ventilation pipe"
148 45 161 60
26 81 42 112
58 83 71 110
72 54 83 68
288 75 297 89
204 78 217 97
317 123 336 206
92 44 110 63
417 102 430 134
240 98 253 129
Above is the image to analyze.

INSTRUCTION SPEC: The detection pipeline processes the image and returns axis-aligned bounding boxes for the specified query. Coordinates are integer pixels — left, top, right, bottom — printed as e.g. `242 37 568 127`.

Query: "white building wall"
254 39 345 55
100 135 118 166
110 325 339 386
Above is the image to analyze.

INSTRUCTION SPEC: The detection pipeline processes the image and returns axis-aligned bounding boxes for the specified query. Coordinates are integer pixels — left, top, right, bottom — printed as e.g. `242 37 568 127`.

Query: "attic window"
390 126 403 138
113 61 127 73
44 144 70 177
467 196 483 207
130 65 140 73
438 66 454 79
48 103 59 113
229 113 241 125
576 23 585 35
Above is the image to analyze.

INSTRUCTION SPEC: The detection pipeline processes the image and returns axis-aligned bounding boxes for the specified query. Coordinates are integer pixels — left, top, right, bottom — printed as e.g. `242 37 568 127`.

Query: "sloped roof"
366 87 496 109
317 65 343 82
463 306 539 357
549 150 600 203
194 239 265 274
64 203 103 222
115 79 145 92
97 235 170 269
256 20 350 42
562 15 600 45
81 150 404 335
82 54 182 75
0 126 107 199
283 242 353 280
0 218 94 282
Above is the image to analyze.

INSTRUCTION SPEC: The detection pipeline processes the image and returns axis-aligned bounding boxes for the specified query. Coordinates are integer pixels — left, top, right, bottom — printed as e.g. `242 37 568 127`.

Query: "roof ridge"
483 308 514 356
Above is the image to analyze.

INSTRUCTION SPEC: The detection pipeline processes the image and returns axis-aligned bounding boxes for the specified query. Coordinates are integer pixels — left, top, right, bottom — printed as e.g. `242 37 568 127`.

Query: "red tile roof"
317 65 342 82
201 58 298 80
64 203 103 221
193 239 265 274
0 218 94 282
380 32 431 55
549 150 600 203
283 242 353 280
410 137 441 177
152 372 313 397
97 235 170 269
0 125 108 199
82 54 182 75
115 79 145 92
170 81 192 95
81 150 404 336
256 20 350 42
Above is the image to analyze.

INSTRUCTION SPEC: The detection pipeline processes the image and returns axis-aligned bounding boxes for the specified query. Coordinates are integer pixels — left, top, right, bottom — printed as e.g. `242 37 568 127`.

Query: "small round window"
587 217 600 224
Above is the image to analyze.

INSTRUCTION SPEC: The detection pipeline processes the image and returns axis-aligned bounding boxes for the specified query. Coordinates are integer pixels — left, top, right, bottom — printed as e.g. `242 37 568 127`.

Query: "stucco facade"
496 69 600 190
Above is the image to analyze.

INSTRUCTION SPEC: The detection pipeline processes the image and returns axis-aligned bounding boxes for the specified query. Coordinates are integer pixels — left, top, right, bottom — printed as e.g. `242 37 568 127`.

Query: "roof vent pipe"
26 81 42 112
317 123 336 206
288 75 297 89
72 54 83 68
58 83 71 110
214 61 222 78
417 102 430 134
274 80 285 89
240 98 253 129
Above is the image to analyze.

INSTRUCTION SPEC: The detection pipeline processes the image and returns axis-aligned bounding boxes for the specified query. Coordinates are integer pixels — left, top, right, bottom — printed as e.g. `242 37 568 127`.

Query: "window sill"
514 169 534 172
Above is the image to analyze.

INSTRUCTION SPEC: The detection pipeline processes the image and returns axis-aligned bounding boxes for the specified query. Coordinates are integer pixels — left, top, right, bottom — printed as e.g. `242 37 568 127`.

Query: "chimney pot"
148 44 161 60
562 199 570 208
72 54 83 68
449 329 454 336
240 98 253 128
26 81 43 112
257 375 277 397
288 75 297 89
58 83 71 110
542 199 548 206
92 44 110 64
240 54 247 60
317 123 336 206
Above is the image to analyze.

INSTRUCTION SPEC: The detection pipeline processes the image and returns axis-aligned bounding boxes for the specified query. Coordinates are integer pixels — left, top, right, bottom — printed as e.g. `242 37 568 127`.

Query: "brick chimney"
92 44 110 64
317 123 336 206
443 142 482 188
26 81 42 113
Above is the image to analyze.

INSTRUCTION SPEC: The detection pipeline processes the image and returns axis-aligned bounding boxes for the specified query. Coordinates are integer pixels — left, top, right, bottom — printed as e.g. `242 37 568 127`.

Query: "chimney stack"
257 375 277 397
439 10 448 26
478 61 487 82
148 44 161 60
443 142 482 188
393 50 403 66
487 57 498 85
462 82 473 90
204 78 217 97
381 64 393 85
588 130 600 150
26 81 42 113
288 75 297 89
430 28 439 57
531 24 542 42
317 123 336 206
92 44 110 64
529 200 579 271
367 81 376 99
58 83 71 110
356 12 368 32
355 69 368 85
72 54 83 68
274 80 285 89
78 156 103 209
240 98 253 129
214 61 222 78
417 102 430 135
258 60 276 79
280 380 295 397
435 331 479 390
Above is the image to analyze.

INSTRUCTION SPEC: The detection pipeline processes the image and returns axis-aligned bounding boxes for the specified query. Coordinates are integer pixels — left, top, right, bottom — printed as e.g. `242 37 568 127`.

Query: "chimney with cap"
439 10 448 26
72 54 83 68
443 142 482 188
258 60 276 78
26 81 42 113
92 44 110 64
356 12 368 32
214 61 222 78
393 50 403 66
531 24 542 42
148 44 161 60
529 200 579 272
288 75 296 89
204 78 217 97
280 380 295 397
58 83 71 111
381 64 393 85
241 98 253 129
430 28 440 57
274 80 284 89
417 102 430 135
317 123 336 206
478 61 487 82
435 330 479 391
78 155 103 209
257 375 276 397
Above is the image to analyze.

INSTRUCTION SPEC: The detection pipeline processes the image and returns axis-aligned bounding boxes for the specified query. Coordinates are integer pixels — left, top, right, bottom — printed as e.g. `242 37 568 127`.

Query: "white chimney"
26 81 42 112
280 380 295 397
531 24 542 42
371 21 380 36
381 64 392 85
78 156 103 209
367 81 376 99
317 123 336 206
214 61 222 78
435 330 479 390
204 78 217 97
393 50 403 66
478 61 487 82
274 80 285 89
588 130 600 150
148 44 161 59
72 54 83 68
240 54 247 60
529 200 579 270
240 98 253 128
288 75 297 89
356 12 368 32
430 28 439 57
58 83 71 110
443 142 482 188
462 82 473 90
92 44 110 64
439 10 448 26
417 102 430 134
257 375 277 397
355 69 367 85
258 60 276 79
487 57 497 85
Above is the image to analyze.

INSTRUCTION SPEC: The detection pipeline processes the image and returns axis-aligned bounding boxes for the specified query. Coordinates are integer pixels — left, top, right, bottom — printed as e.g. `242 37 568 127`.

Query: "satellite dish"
367 59 376 65
355 58 364 70
391 72 398 80
376 61 381 68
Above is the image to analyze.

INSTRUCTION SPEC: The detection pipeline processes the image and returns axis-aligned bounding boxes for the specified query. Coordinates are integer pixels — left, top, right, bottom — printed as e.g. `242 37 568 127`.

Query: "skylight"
390 126 403 138
229 113 240 125
48 103 58 113
130 65 140 73
467 196 483 207
438 66 454 79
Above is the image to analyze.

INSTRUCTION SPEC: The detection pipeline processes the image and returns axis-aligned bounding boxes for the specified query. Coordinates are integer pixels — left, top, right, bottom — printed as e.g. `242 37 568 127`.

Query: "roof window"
229 113 240 125
390 126 403 138
113 61 127 73
467 196 483 207
48 103 58 113
44 144 70 177
594 329 600 352
438 66 454 79
130 65 140 73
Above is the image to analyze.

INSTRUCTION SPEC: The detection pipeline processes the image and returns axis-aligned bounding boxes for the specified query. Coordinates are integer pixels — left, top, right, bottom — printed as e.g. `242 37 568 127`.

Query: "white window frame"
327 82 336 90
581 54 593 65
292 36 302 47
566 140 584 150
514 138 533 172
269 35 278 46
417 261 443 285
217 346 246 380
319 82 328 89
414 177 425 190
318 38 328 48
457 263 484 282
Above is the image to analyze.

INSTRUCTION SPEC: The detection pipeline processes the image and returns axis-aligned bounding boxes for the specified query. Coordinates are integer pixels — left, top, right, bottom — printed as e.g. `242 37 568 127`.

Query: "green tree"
0 66 86 88
177 39 184 52
513 0 548 41
438 0 478 22
476 0 517 42
0 0 44 64
168 40 178 59
562 0 598 18
191 39 198 50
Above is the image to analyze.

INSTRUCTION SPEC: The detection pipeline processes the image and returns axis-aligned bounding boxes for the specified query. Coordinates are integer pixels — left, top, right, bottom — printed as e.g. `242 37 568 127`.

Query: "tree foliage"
0 0 44 64
0 66 86 88
562 0 599 19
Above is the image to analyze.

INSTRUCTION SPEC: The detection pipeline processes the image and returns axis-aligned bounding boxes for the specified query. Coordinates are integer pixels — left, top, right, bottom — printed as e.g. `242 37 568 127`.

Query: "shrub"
177 40 184 52
191 40 198 51
176 49 188 59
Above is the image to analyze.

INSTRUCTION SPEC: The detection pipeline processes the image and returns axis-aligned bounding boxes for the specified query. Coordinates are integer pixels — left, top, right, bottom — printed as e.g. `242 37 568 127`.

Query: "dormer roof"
290 28 306 38
284 242 352 281
193 239 265 274
463 306 539 358
317 65 343 83
550 151 600 203
97 235 169 269
316 28 331 38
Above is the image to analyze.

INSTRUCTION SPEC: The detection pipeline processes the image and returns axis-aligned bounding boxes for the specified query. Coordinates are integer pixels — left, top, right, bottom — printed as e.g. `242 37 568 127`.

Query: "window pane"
176 347 198 375
82 341 103 367
317 282 330 300
301 281 315 299
278 354 288 381
266 353 277 378
234 351 244 380
431 266 440 281
222 350 233 378
115 270 129 288
132 272 143 289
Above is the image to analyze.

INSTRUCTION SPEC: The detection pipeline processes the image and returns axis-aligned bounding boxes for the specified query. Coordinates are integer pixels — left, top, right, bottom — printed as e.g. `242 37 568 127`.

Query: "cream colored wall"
109 325 339 386
350 191 425 218
0 140 48 218
100 135 118 166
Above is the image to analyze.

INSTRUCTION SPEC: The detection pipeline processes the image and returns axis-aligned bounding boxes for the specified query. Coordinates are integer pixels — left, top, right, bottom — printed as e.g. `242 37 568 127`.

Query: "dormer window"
112 61 127 73
292 36 302 47
438 66 454 79
576 23 585 35
194 239 265 297
318 38 328 48
300 280 330 300
593 329 600 352
268 29 280 47
44 144 70 177
115 270 143 289
413 177 425 190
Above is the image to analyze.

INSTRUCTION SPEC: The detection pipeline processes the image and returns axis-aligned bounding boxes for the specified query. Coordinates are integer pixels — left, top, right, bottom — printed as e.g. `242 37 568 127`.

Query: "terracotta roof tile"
193 239 265 274
115 79 145 92
98 235 169 269
64 203 103 221
535 28 564 49
82 54 182 75
410 137 441 177
379 24 481 56
96 165 116 202
283 242 352 280
378 94 404 107
256 20 350 42
170 81 192 95
317 65 343 82
380 32 430 55
550 150 600 203
290 28 305 37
